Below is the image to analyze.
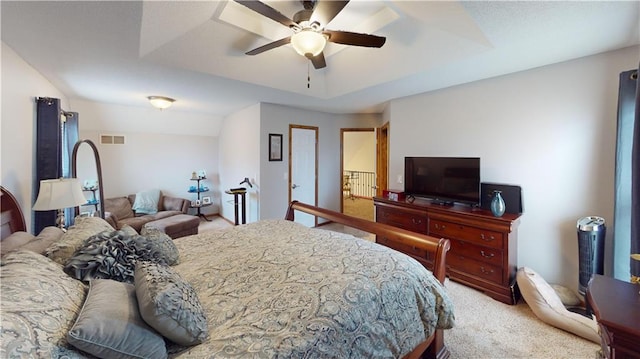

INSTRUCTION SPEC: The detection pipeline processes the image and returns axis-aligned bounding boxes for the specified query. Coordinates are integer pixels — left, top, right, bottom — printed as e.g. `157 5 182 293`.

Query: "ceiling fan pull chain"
307 62 311 89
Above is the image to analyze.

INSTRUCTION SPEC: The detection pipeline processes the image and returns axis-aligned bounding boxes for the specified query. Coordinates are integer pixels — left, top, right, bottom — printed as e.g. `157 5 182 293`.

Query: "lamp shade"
291 29 327 57
147 96 175 110
33 178 87 211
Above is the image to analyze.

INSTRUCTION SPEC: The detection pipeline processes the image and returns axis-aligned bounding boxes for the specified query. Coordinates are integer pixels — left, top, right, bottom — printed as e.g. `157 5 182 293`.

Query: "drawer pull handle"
480 267 494 275
412 218 422 225
480 250 494 259
480 233 495 241
435 223 446 230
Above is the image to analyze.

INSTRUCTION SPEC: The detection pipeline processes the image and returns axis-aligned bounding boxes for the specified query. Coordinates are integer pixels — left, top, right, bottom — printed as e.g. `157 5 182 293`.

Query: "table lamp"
33 178 87 230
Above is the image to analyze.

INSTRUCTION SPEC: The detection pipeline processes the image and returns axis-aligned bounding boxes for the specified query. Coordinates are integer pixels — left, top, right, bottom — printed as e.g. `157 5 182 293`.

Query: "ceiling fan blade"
246 37 291 55
235 0 296 28
310 0 349 26
309 52 326 69
324 30 386 48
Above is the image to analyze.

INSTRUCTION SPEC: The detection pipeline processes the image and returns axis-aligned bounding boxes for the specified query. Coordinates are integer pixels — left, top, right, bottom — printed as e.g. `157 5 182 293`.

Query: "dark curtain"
34 98 62 234
632 68 640 281
613 67 639 281
34 98 79 234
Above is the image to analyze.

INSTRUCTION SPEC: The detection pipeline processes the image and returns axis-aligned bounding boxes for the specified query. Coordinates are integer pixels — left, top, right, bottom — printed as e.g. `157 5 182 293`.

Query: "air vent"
100 135 125 145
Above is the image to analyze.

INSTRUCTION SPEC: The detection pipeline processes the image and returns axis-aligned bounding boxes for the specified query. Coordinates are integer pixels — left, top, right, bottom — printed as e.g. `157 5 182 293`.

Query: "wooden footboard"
285 201 451 359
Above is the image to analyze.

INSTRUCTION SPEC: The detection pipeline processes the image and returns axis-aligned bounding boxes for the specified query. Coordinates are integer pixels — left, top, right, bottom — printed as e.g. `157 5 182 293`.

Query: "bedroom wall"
70 99 222 217
344 131 376 173
258 104 381 221
218 103 261 223
386 45 639 290
1 42 71 232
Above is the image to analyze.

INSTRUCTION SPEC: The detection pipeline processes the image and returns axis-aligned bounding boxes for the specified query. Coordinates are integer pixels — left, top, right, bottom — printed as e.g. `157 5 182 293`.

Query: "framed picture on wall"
269 133 283 161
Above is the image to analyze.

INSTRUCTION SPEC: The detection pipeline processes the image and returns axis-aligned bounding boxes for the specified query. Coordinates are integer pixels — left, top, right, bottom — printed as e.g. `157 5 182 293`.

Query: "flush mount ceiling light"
147 96 175 110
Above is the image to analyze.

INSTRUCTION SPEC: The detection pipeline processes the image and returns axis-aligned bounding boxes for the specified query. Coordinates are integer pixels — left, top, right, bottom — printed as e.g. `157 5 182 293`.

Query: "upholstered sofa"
103 192 198 238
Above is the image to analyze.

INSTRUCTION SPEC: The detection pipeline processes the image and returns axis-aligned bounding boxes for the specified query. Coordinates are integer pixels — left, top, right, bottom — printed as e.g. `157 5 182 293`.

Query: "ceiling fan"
235 0 386 69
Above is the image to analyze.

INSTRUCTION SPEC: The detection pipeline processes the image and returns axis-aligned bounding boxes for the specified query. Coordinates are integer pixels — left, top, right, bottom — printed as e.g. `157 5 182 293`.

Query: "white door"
289 125 317 227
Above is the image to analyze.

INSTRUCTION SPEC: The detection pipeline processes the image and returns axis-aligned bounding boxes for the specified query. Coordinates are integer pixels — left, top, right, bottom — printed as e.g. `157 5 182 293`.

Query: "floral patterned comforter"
171 220 455 358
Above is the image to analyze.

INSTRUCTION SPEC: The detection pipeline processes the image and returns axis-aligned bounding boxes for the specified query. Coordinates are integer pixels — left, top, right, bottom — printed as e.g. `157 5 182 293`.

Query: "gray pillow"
135 261 208 346
20 226 65 254
0 231 36 255
120 224 138 236
45 216 114 264
1 250 87 357
64 229 176 283
67 279 167 359
140 226 180 265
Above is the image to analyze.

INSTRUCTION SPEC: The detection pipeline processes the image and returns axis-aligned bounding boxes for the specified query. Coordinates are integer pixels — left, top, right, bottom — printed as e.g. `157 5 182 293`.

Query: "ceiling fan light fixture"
291 29 327 58
147 96 175 110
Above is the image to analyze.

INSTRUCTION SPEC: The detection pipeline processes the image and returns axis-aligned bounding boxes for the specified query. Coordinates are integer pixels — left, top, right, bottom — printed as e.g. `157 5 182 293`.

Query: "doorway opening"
340 128 378 221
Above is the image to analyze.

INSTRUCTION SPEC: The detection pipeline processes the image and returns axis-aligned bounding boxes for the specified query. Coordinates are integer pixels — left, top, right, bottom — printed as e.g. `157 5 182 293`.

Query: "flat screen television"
404 157 480 205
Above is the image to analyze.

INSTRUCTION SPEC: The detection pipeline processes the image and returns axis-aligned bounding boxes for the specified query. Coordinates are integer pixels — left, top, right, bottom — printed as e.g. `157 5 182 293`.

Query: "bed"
1 186 454 359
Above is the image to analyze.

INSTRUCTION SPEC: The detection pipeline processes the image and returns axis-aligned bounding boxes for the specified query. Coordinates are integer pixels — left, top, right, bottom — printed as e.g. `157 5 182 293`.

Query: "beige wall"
386 45 639 290
1 42 70 231
69 99 221 216
344 131 376 173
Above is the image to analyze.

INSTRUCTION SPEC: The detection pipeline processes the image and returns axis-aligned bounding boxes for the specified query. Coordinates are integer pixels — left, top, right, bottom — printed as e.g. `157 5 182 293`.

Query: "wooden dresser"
374 196 522 304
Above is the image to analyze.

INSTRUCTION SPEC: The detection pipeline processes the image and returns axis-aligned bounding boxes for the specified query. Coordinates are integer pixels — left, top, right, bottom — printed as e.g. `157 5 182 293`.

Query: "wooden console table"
374 196 521 304
587 274 640 359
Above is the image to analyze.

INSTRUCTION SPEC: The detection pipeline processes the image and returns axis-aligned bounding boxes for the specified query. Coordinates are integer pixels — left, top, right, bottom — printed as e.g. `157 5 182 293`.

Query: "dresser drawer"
430 219 504 249
376 206 428 233
449 239 503 266
377 236 433 263
448 255 503 284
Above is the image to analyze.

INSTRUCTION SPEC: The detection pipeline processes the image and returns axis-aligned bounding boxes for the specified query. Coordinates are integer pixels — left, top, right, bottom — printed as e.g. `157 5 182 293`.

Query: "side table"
586 274 640 359
190 202 212 221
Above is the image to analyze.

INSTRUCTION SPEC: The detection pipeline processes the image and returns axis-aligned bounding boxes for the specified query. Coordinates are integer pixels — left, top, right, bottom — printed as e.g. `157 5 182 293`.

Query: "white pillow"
516 267 600 343
132 189 161 214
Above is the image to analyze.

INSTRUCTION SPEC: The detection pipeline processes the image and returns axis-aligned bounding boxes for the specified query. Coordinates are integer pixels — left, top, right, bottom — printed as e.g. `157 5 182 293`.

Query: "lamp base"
56 209 67 232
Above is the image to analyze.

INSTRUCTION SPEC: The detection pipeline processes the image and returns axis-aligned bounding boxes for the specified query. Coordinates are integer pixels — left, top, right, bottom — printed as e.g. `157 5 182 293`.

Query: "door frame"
340 127 377 212
376 122 389 198
288 124 319 225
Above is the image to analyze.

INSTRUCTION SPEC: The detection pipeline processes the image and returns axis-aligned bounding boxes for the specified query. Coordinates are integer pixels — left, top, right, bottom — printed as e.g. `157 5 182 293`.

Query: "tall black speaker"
481 183 523 214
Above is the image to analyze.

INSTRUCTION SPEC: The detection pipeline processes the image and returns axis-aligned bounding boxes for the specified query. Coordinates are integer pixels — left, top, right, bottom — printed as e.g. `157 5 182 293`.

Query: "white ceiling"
2 1 639 117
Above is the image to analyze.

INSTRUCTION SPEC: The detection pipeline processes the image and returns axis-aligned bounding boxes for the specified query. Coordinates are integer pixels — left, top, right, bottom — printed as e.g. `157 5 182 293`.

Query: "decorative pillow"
64 228 176 283
140 226 180 266
19 226 65 254
132 189 161 215
0 231 36 255
1 250 87 357
516 267 600 343
45 216 114 264
67 279 167 359
121 224 138 236
135 261 208 346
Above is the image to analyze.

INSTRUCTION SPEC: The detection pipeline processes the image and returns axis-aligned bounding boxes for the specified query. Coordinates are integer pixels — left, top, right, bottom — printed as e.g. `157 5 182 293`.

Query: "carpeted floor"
198 215 600 358
343 196 374 221
444 280 599 358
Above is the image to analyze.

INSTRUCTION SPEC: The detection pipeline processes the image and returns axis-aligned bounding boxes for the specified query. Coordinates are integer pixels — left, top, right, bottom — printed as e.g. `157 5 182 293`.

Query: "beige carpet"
198 217 600 358
444 280 599 358
343 197 374 221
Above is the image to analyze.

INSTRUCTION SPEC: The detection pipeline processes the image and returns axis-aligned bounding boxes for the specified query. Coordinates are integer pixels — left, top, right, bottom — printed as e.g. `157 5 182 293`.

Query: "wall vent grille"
100 135 125 145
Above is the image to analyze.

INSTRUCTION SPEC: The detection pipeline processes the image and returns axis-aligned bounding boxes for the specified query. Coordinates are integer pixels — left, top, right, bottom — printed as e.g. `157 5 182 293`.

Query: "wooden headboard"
1 186 27 240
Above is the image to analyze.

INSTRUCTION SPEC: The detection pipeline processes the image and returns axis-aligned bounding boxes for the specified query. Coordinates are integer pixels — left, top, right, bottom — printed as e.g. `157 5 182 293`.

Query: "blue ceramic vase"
490 190 506 217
